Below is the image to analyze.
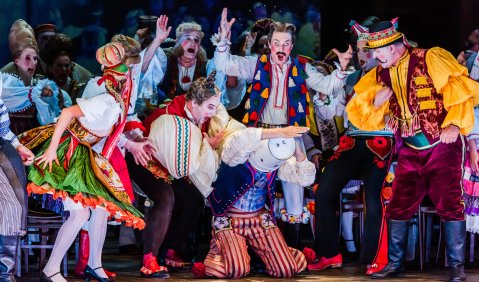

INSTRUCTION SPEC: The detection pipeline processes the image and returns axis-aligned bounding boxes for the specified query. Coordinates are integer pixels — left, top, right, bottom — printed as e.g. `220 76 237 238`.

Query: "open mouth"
277 54 285 61
359 59 366 66
187 48 195 54
27 68 35 74
57 75 68 85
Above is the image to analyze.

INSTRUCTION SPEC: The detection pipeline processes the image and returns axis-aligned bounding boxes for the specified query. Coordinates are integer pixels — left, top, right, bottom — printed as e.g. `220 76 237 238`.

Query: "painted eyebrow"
273 39 291 43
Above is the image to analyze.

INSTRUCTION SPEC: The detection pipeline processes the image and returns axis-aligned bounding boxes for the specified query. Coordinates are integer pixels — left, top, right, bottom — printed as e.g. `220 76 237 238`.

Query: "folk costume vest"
159 51 207 101
377 48 447 147
243 54 310 127
208 161 277 220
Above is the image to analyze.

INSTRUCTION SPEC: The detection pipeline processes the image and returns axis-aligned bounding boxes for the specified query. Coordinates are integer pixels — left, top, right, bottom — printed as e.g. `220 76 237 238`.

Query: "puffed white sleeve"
278 157 316 187
305 62 346 96
76 94 121 132
138 48 167 99
221 127 263 167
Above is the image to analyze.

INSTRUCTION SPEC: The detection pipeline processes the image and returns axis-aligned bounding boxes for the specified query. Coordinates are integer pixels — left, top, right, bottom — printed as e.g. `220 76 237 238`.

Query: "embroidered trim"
312 94 331 106
365 136 393 160
280 207 310 224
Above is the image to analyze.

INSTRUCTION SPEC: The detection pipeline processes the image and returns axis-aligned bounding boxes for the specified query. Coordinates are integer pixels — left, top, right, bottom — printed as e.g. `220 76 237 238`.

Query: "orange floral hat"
96 42 129 86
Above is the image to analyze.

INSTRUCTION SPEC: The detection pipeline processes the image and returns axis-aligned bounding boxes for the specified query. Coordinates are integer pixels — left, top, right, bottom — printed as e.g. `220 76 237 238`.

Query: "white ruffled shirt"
77 78 122 153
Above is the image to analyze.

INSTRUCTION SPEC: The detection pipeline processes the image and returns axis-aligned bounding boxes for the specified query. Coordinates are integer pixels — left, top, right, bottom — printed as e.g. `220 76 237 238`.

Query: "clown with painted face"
214 7 353 250
133 72 226 277
346 18 479 281
307 19 394 275
139 16 214 108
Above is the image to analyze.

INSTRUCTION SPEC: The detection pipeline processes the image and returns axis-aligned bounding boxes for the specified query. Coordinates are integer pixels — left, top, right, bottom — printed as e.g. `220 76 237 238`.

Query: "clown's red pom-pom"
192 262 206 279
302 247 317 265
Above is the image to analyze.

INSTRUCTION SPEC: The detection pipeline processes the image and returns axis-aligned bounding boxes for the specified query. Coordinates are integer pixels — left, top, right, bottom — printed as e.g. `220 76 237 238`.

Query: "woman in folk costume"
1 19 72 135
0 75 35 282
129 72 224 278
19 42 144 282
73 34 151 279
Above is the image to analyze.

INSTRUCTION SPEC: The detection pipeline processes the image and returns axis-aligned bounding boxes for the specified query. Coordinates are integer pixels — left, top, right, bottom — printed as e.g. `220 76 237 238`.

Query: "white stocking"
43 208 90 282
341 211 356 252
282 181 304 216
87 207 109 278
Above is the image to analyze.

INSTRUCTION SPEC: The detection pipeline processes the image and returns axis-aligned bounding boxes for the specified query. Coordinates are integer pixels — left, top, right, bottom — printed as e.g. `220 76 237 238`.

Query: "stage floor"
16 257 479 281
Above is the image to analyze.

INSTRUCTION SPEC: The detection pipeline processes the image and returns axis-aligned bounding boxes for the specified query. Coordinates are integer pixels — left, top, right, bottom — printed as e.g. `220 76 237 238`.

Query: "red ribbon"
97 74 119 87
124 121 146 133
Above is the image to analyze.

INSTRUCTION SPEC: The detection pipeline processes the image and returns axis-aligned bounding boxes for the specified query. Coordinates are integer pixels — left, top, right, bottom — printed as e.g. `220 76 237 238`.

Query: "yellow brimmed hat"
365 18 414 49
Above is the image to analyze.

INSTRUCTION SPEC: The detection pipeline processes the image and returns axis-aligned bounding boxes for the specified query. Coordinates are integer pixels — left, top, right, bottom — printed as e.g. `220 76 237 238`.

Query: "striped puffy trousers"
0 167 22 236
204 211 307 279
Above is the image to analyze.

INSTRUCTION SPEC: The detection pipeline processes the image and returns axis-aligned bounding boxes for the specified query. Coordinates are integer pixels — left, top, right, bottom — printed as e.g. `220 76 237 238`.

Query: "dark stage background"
0 0 477 73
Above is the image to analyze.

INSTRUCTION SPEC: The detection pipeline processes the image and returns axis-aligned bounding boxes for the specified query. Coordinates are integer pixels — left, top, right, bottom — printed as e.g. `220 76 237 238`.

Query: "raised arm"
141 15 172 73
213 8 257 81
306 46 353 94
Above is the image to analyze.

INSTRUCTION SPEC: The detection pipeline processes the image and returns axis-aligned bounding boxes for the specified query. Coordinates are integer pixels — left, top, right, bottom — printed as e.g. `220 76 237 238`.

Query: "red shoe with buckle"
307 253 343 271
140 252 170 279
165 249 192 269
365 263 387 275
75 230 117 278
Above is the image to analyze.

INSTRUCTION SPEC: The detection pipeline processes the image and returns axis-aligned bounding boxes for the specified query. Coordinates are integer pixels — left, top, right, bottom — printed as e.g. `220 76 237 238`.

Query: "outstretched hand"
36 145 59 173
278 126 309 138
156 15 172 43
219 7 236 40
332 45 353 71
126 138 157 166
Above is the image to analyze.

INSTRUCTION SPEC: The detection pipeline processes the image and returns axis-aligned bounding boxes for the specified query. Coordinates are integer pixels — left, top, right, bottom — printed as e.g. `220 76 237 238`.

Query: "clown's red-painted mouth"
277 53 286 61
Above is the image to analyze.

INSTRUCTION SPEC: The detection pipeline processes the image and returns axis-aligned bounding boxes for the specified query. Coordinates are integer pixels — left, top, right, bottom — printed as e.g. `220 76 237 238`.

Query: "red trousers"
204 210 307 278
387 138 465 221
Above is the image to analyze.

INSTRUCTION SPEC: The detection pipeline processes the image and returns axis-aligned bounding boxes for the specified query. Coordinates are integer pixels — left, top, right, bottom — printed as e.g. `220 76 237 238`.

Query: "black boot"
371 220 408 279
284 223 302 249
443 221 466 282
0 235 18 282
